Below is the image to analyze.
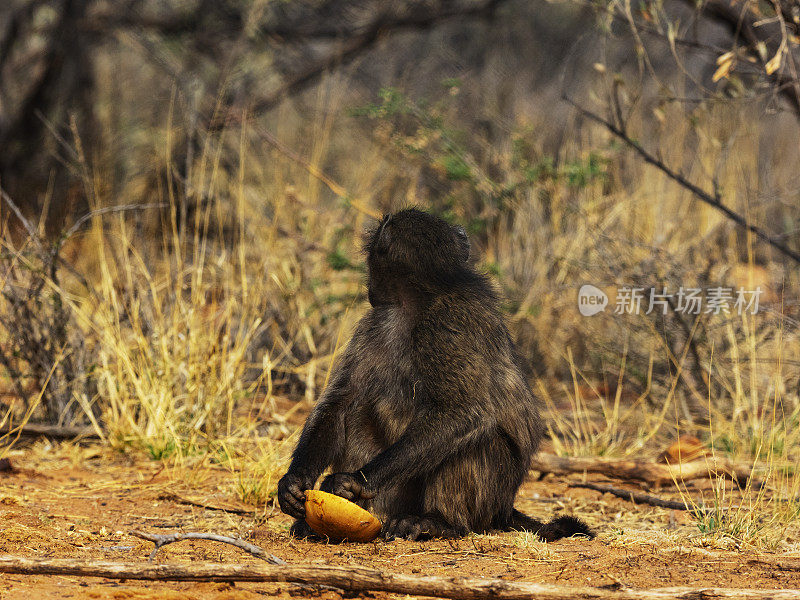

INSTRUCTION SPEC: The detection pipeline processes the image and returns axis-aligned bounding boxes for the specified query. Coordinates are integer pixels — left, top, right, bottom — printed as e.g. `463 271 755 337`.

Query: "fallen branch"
130 531 285 565
0 556 798 599
60 203 167 243
531 453 754 486
569 482 692 510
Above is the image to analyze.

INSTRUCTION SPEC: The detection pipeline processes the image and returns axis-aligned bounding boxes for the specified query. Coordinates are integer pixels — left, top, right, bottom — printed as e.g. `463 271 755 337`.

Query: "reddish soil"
0 444 798 599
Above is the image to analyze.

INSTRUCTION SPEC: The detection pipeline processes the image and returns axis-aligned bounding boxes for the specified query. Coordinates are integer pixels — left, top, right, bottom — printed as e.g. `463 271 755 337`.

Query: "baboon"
277 208 593 541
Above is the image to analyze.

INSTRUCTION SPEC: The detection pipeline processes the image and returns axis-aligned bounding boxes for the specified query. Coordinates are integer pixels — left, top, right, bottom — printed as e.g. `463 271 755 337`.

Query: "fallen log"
531 453 754 486
0 557 798 600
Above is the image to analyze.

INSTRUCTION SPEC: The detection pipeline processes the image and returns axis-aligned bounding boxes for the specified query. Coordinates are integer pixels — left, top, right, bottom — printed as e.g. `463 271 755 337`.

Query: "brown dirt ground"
1 443 798 599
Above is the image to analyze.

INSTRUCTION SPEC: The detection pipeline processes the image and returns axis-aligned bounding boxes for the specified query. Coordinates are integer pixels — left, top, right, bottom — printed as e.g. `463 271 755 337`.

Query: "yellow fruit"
304 490 382 542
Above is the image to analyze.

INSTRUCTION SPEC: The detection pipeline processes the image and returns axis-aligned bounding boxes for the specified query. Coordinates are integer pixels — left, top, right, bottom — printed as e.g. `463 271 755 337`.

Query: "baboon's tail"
506 509 594 541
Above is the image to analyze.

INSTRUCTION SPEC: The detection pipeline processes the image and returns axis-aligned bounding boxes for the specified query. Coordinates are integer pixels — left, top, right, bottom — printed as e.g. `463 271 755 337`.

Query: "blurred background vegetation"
1 0 800 544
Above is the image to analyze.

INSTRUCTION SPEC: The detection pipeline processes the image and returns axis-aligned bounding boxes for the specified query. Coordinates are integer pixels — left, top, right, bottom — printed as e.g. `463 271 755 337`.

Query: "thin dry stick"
682 0 800 116
1 556 799 599
562 95 800 265
0 188 46 252
130 531 285 565
658 546 800 571
569 481 695 511
61 203 167 242
254 125 380 219
157 492 257 517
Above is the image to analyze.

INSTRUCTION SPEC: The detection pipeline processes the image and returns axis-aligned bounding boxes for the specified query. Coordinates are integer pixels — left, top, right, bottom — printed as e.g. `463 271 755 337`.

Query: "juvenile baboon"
278 208 593 541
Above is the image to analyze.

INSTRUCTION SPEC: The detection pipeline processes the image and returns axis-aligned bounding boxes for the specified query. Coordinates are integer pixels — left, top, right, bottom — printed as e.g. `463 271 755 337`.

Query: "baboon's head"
364 208 471 306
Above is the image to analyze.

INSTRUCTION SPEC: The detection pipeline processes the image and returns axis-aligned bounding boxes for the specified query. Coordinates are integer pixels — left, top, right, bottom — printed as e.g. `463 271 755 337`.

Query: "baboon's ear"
454 225 470 262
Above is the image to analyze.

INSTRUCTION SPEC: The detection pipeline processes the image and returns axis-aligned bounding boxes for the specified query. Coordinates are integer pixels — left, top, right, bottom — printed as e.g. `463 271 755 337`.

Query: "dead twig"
562 95 800 265
157 492 257 517
659 546 800 571
685 0 800 117
569 482 696 511
1 556 799 599
0 188 89 422
60 203 167 243
130 530 285 565
254 126 380 219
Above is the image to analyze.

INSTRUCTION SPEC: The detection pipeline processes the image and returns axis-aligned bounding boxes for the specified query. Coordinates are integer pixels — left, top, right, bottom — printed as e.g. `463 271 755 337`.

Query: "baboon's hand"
277 471 314 519
320 472 377 505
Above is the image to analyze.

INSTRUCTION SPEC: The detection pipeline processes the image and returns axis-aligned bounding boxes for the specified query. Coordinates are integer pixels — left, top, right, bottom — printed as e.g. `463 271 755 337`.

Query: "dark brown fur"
277 208 593 541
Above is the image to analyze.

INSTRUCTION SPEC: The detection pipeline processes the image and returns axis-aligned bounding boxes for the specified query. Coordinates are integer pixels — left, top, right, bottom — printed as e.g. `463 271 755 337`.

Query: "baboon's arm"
278 350 355 519
287 360 351 481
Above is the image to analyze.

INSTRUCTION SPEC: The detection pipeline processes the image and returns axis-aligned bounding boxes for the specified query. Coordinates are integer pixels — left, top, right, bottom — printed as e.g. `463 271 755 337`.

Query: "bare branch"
0 188 44 252
0 422 98 440
61 203 167 242
90 0 505 41
253 126 380 219
563 95 800 265
130 531 286 565
218 0 507 124
569 482 699 511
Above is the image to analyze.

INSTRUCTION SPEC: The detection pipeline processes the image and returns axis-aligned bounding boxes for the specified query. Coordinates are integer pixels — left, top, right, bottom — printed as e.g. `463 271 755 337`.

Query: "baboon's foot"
383 513 466 541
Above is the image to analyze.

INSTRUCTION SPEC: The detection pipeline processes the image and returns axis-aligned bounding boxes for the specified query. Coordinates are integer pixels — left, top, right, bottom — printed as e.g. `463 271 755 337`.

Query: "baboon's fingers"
287 487 306 515
343 478 371 500
339 480 358 500
289 519 316 539
277 474 309 519
280 493 305 519
321 472 376 502
326 476 355 500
